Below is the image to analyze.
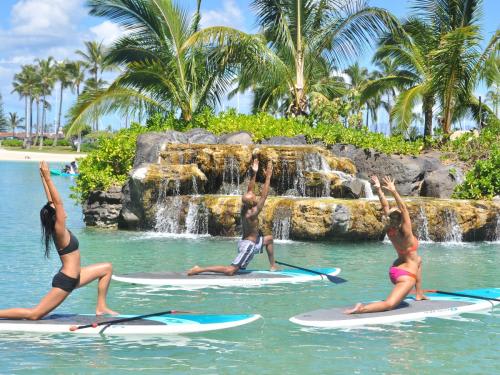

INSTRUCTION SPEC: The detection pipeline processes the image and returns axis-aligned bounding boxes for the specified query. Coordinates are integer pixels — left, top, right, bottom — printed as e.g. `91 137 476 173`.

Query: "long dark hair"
40 202 56 258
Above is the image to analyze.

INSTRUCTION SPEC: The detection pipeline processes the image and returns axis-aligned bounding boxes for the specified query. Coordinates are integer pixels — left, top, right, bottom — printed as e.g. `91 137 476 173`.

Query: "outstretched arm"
371 176 390 215
382 176 412 235
255 161 273 213
40 161 66 230
247 158 258 193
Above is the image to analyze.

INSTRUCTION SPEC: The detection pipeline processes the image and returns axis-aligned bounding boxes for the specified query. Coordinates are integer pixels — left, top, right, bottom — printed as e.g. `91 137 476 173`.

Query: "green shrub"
1 139 23 147
453 146 500 199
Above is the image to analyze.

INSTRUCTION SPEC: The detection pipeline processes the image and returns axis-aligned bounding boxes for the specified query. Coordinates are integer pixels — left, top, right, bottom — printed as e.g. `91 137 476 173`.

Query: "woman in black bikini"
345 176 427 314
0 161 117 320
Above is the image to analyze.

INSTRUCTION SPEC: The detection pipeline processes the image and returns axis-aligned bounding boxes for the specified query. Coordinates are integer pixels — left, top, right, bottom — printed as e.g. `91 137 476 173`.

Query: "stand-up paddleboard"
50 169 79 177
112 268 341 287
290 288 499 329
0 313 261 335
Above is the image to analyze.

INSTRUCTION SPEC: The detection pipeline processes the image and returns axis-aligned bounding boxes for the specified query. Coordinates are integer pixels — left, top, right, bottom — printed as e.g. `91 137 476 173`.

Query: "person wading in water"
0 161 117 320
188 157 277 276
345 176 427 314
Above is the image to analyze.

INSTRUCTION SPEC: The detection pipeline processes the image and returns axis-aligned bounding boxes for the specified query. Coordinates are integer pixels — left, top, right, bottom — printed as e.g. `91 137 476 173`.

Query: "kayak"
0 313 261 335
50 169 79 177
289 288 500 329
112 268 341 287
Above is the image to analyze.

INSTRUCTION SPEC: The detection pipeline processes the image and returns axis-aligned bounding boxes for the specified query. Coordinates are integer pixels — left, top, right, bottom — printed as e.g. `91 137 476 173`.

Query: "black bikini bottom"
52 271 80 293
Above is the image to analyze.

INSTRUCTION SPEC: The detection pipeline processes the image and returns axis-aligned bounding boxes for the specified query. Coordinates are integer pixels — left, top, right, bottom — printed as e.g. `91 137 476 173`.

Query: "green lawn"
2 146 83 154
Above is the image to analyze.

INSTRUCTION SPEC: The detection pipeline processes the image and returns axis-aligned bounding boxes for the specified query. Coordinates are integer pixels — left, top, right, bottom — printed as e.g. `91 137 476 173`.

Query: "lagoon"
0 161 498 374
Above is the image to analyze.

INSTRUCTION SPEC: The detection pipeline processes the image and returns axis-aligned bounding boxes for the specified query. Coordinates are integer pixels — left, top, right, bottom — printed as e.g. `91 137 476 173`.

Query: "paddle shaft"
276 261 330 278
70 310 182 331
427 290 500 302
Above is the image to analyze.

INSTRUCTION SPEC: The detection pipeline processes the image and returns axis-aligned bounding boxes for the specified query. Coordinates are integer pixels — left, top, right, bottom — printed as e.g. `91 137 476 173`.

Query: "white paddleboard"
0 313 261 335
290 288 500 328
112 268 341 287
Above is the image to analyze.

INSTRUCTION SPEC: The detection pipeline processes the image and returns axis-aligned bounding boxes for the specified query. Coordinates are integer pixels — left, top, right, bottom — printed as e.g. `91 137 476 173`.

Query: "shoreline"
0 148 87 162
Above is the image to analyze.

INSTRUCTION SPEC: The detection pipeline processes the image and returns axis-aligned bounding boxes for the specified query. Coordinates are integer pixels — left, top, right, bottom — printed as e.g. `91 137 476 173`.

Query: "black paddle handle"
435 290 500 303
276 261 326 277
70 310 175 331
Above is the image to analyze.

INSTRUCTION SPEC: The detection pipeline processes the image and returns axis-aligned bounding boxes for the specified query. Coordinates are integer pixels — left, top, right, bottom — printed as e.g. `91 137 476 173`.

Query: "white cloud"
11 0 84 35
201 0 244 29
90 21 127 45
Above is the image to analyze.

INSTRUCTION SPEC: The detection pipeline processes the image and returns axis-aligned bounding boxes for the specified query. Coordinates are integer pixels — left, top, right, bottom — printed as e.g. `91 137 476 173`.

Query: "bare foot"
187 265 202 276
416 294 429 301
344 303 363 315
96 307 119 316
269 265 278 272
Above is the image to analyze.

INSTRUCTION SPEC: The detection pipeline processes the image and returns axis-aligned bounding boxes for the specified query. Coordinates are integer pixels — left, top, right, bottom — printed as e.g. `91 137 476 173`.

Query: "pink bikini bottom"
389 266 417 285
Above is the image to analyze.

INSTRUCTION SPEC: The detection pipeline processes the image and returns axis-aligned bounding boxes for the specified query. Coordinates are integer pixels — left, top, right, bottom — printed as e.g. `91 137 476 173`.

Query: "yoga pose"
345 176 427 314
0 161 117 320
188 157 277 276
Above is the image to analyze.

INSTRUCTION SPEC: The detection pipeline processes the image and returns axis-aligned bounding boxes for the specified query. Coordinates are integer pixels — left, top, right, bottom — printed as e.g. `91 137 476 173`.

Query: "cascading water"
185 199 208 235
272 206 292 241
361 179 375 199
293 160 306 196
415 206 431 241
222 156 241 195
191 176 199 195
155 178 183 233
442 208 462 242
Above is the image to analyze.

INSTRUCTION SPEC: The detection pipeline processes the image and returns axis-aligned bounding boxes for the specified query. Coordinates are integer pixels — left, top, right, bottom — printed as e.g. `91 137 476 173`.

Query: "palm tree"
0 94 7 132
12 65 37 148
67 61 86 152
361 18 438 139
421 0 499 134
187 0 397 116
8 112 24 138
53 61 73 146
483 53 499 118
76 40 113 131
35 58 56 149
68 0 236 129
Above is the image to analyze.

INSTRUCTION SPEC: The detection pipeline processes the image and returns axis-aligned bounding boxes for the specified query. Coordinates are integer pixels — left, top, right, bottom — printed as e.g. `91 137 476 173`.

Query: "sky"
0 0 498 131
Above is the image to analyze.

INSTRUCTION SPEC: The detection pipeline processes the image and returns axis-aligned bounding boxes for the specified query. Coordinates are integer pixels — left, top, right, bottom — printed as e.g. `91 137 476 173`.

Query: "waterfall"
360 179 375 199
294 160 306 196
272 206 292 241
155 179 183 233
279 159 295 195
222 156 241 195
185 199 208 235
191 176 199 195
442 208 462 242
488 214 500 241
415 206 431 241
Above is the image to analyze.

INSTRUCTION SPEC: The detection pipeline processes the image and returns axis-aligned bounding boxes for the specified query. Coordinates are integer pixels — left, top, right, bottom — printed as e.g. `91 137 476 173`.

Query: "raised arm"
247 157 258 193
371 175 390 216
382 176 412 235
40 161 66 231
255 160 273 213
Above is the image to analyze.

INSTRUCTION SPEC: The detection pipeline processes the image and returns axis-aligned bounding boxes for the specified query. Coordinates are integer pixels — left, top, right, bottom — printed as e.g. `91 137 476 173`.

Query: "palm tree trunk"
34 99 40 147
23 96 28 147
77 131 82 153
39 98 46 149
423 95 434 142
54 81 63 146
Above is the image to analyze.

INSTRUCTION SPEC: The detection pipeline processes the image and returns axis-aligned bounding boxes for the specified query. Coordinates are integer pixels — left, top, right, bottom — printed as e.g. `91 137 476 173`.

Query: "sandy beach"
0 148 87 162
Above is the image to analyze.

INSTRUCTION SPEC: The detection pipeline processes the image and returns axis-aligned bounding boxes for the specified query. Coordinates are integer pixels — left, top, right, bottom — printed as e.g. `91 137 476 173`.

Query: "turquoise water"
0 161 499 374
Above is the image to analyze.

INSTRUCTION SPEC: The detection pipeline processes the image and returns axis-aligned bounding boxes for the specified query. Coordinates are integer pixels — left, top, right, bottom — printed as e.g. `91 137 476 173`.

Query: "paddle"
275 260 346 284
69 310 197 332
422 290 500 303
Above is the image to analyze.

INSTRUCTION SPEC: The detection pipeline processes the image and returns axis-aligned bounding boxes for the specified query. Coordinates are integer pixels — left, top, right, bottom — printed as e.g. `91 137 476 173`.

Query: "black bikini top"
54 229 79 256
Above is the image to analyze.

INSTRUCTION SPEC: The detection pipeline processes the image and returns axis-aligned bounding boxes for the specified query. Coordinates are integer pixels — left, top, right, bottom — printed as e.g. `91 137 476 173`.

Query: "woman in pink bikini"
345 176 427 314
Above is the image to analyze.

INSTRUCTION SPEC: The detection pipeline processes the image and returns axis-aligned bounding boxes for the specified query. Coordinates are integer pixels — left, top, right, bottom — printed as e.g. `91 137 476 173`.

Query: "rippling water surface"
0 161 499 374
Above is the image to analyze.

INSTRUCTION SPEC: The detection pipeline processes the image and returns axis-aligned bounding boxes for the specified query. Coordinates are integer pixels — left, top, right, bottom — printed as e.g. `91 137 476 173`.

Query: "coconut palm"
0 94 7 132
421 0 499 134
35 58 56 148
12 65 37 147
187 0 397 116
7 112 24 138
68 0 237 129
53 61 73 146
361 18 438 138
76 40 113 131
67 61 87 151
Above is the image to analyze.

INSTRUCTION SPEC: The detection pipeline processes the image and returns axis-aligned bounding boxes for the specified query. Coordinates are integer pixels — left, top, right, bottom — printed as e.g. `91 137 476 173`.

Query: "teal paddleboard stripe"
147 314 255 325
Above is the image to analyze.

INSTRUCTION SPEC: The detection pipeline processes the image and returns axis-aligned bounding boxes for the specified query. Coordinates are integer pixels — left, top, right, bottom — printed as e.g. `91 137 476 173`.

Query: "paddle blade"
326 275 347 284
